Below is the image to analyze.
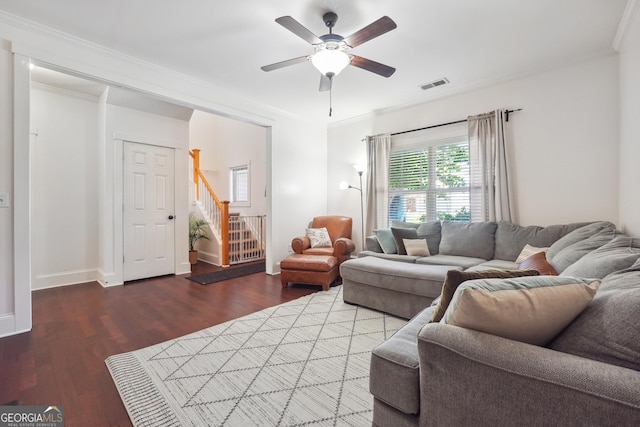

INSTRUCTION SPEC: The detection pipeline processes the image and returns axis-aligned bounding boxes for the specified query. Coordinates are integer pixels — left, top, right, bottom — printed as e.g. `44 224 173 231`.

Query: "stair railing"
190 149 230 266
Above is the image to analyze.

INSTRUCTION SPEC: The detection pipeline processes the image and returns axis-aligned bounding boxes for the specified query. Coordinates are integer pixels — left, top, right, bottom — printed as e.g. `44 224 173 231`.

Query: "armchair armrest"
333 237 356 263
417 323 640 426
291 236 310 254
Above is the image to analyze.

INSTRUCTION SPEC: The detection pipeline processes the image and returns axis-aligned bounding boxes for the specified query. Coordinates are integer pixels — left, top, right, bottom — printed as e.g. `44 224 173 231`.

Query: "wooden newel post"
221 200 230 266
192 149 201 200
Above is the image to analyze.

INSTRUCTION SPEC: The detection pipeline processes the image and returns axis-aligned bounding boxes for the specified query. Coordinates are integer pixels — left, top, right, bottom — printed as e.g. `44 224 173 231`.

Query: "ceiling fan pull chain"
329 85 333 116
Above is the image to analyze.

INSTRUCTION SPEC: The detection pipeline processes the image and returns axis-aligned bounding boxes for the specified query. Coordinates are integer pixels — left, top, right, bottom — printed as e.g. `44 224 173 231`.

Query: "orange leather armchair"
291 216 356 265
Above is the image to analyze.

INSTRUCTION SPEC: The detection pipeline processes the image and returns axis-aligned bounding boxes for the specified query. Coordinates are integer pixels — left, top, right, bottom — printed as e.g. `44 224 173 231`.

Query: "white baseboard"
33 269 99 290
0 313 30 338
198 250 220 266
98 270 123 287
176 261 192 275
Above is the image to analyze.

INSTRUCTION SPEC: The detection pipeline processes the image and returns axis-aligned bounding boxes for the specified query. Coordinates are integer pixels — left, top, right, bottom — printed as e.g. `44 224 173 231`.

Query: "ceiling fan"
261 12 397 92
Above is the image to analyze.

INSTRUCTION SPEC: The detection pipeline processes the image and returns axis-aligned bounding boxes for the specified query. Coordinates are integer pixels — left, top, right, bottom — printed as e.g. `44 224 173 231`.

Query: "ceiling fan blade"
275 16 323 45
351 55 396 77
319 74 332 92
343 16 397 48
261 56 309 72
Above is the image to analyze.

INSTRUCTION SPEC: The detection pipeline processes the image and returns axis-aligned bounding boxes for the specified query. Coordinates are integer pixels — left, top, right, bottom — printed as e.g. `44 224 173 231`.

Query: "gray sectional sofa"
338 220 640 426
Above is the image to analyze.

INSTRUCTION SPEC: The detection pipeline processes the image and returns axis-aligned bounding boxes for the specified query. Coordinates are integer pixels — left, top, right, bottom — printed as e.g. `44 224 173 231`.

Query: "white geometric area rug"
106 286 406 427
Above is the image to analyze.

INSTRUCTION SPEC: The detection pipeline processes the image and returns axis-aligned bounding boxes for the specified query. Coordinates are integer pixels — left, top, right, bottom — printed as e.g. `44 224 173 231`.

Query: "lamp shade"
311 49 351 77
339 180 350 190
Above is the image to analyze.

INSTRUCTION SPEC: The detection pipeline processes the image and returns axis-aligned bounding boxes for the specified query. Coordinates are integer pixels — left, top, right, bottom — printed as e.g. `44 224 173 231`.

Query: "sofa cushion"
415 254 487 269
560 235 640 279
518 251 558 276
370 306 435 415
439 221 497 260
404 239 430 257
430 269 540 322
417 221 442 255
365 235 384 252
374 229 397 254
340 256 456 298
547 224 616 273
549 260 640 371
494 221 591 261
546 221 614 261
391 227 419 255
357 251 420 263
441 276 600 346
465 259 519 272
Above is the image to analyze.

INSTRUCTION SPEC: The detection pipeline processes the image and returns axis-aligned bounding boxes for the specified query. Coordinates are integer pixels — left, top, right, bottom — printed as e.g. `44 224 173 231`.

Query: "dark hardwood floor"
0 262 319 426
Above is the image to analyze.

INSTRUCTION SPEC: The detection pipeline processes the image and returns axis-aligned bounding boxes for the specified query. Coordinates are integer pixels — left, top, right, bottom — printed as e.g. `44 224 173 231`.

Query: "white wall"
328 54 620 237
618 4 640 236
190 110 267 216
30 84 99 289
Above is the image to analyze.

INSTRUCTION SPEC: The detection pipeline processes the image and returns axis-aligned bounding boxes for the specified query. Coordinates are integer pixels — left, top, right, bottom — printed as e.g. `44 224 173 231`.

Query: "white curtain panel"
365 133 391 237
468 110 513 222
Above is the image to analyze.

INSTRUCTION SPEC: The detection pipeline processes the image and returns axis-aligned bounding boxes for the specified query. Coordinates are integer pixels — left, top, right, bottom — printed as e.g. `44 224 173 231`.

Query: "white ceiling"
0 0 628 123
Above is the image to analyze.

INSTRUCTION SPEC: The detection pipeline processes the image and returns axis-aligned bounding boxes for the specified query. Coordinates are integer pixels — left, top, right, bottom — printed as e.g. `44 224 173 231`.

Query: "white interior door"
123 142 175 281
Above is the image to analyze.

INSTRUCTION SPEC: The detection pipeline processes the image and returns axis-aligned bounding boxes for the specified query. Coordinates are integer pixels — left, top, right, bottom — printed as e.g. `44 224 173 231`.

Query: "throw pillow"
391 227 419 255
374 229 397 254
306 227 332 248
440 276 601 346
560 235 640 279
430 269 540 323
515 244 548 263
518 251 558 276
403 239 430 257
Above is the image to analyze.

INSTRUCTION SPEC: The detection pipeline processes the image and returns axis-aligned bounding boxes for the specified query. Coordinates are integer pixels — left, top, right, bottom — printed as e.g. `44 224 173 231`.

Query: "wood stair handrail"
189 149 230 266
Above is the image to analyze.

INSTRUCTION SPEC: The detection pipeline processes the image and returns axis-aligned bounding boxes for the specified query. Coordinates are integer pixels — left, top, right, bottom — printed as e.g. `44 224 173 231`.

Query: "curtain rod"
390 108 522 137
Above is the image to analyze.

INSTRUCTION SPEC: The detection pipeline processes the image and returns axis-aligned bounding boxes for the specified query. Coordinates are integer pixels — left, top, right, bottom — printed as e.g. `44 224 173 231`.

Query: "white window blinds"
388 133 470 225
230 165 249 203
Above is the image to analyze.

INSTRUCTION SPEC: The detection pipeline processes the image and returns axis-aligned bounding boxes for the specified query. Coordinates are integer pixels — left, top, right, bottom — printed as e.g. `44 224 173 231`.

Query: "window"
388 137 470 225
230 165 249 205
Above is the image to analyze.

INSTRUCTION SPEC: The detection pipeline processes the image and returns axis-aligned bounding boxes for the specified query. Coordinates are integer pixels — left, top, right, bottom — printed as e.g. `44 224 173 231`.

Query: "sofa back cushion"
494 221 591 261
546 222 616 273
549 259 640 371
560 235 640 279
439 221 497 260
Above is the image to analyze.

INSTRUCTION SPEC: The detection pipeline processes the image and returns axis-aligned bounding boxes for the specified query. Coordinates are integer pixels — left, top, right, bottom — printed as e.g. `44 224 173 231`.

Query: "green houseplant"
189 212 211 264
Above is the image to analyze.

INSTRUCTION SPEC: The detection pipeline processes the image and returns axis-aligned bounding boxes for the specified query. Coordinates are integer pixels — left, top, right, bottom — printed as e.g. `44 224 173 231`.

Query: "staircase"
190 149 266 266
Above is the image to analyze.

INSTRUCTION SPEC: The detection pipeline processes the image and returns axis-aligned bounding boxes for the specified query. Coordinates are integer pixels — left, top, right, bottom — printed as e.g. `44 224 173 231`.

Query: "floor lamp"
340 165 365 251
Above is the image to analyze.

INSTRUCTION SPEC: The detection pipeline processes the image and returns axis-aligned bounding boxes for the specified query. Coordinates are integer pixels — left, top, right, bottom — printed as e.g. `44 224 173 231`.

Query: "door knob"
168 215 174 220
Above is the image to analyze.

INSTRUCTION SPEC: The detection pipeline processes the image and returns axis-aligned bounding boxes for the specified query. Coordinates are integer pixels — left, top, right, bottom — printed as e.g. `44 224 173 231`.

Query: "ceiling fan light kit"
310 48 350 77
262 11 397 116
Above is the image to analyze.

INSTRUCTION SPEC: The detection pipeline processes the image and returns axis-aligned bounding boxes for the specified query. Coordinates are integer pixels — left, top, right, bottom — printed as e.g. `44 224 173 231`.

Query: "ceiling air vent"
420 78 449 90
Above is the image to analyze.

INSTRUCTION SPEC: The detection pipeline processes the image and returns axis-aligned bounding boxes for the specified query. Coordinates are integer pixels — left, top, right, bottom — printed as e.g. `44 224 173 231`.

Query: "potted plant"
189 212 210 264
